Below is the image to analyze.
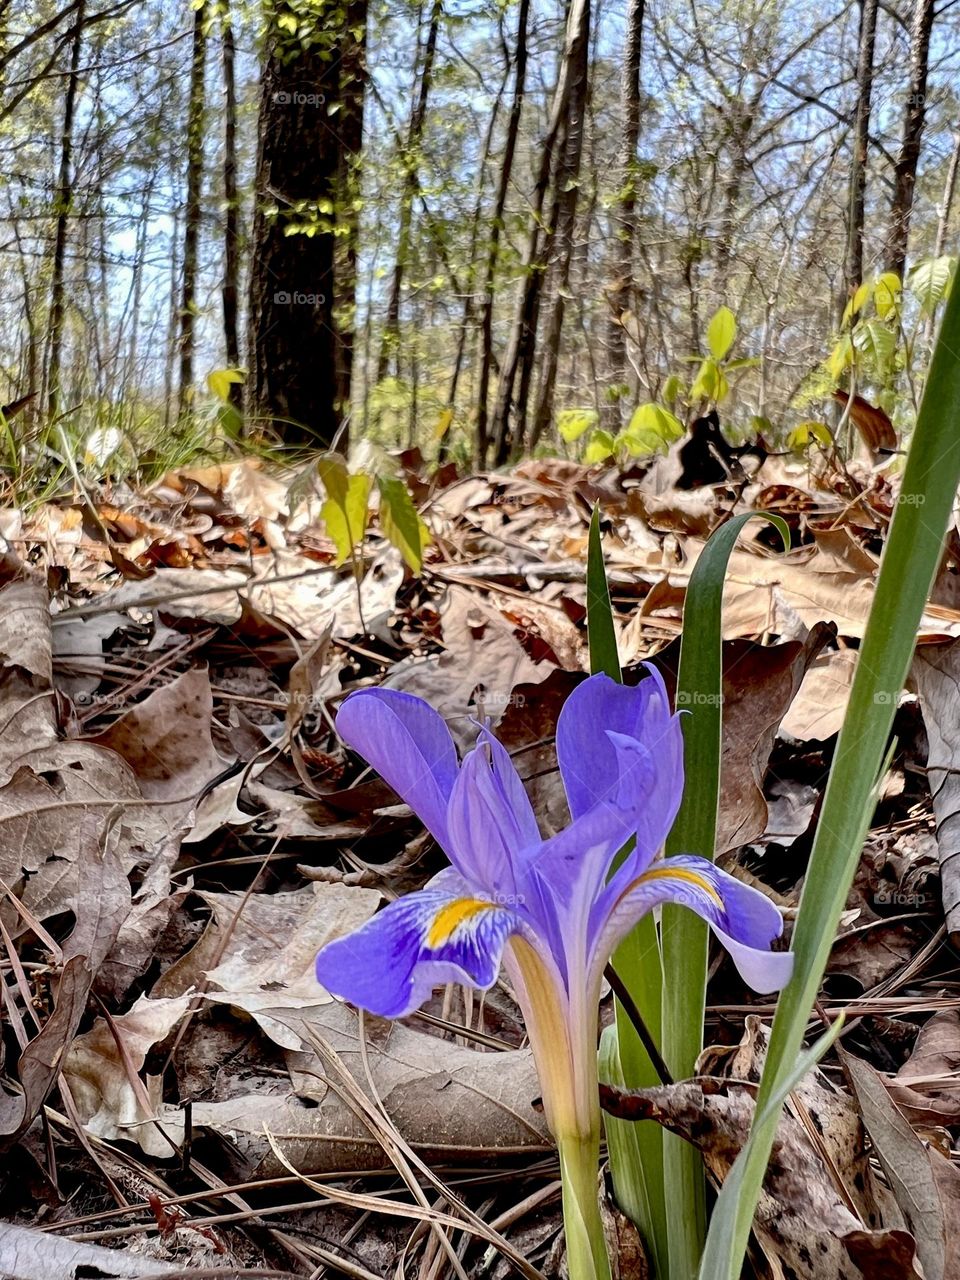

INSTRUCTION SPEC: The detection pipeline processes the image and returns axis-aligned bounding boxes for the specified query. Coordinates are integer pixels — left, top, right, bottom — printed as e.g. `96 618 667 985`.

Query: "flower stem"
558 1132 612 1280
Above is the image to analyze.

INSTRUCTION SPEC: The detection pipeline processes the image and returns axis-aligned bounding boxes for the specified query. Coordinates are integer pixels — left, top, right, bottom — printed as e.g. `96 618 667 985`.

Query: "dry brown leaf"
250 547 400 639
655 628 831 852
648 539 960 643
384 585 553 746
843 1050 958 1280
781 647 857 741
911 639 960 939
0 815 132 1145
0 581 58 771
0 1221 176 1279
99 834 188 1000
180 769 250 844
0 956 93 1145
828 918 930 992
202 882 383 1049
63 992 192 1157
89 567 249 623
87 664 228 810
625 487 721 539
191 999 549 1177
242 780 367 841
889 1010 960 1126
162 457 289 522
600 1078 917 1279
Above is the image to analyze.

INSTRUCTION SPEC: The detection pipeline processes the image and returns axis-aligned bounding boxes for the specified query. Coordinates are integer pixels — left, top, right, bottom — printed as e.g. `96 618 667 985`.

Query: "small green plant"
563 306 758 465
815 256 957 437
303 449 431 574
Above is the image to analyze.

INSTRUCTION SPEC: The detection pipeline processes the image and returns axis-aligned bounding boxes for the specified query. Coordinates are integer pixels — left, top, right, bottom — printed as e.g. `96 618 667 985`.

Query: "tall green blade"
660 512 787 1279
587 505 668 1278
699 1016 845 1278
586 505 620 684
700 269 960 1280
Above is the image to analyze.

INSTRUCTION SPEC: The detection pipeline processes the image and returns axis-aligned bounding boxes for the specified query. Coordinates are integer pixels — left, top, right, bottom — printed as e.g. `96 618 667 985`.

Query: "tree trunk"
249 2 345 446
517 0 592 456
883 0 935 281
934 128 960 258
713 100 754 297
445 34 507 438
842 0 878 314
46 1 84 421
333 0 368 427
220 4 242 412
376 0 442 385
474 0 529 466
528 31 593 452
178 0 207 420
602 0 644 428
490 0 591 463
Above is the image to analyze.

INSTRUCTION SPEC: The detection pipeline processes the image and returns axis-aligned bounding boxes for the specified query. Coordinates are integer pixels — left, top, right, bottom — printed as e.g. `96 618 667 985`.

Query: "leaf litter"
0 453 958 1277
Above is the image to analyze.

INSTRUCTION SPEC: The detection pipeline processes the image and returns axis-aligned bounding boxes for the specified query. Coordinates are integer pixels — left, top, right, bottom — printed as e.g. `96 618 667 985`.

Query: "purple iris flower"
315 668 793 1150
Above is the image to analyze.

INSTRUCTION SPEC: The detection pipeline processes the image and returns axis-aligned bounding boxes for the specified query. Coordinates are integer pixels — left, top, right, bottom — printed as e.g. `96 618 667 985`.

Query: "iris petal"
556 668 683 850
595 855 793 995
315 868 523 1018
527 793 644 984
447 727 540 896
336 688 459 853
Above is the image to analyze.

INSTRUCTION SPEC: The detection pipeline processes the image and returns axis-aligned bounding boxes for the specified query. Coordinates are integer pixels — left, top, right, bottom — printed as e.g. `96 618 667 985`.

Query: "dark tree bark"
842 0 878 314
333 0 368 425
445 17 509 446
602 0 644 427
934 128 960 258
474 0 529 466
376 0 442 385
220 4 242 412
249 1 345 446
528 21 593 451
713 99 754 296
45 1 84 420
490 0 591 463
177 0 207 419
883 0 935 281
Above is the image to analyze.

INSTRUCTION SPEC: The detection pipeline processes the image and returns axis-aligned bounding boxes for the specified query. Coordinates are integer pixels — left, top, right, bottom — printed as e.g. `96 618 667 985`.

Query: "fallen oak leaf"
188 999 549 1177
598 1079 919 1279
62 992 192 1157
0 1221 177 1279
888 1009 960 1127
842 1049 960 1280
0 814 130 1146
910 638 960 939
86 665 229 816
201 882 383 1050
0 956 92 1146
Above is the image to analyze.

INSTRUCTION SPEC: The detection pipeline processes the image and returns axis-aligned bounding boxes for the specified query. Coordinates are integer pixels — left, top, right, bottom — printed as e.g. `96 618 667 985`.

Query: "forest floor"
1 443 958 1280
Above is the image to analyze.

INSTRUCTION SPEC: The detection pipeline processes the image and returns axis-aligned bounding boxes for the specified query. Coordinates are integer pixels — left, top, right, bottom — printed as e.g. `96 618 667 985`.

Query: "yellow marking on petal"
637 865 723 907
427 897 492 948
